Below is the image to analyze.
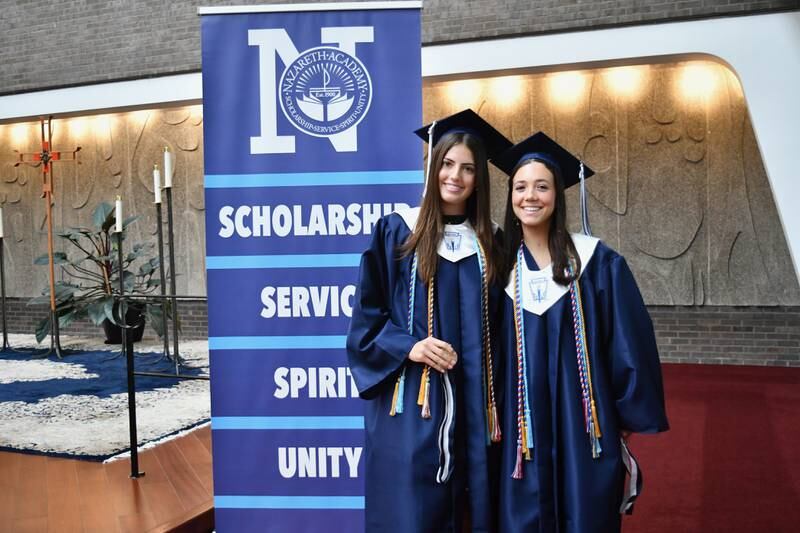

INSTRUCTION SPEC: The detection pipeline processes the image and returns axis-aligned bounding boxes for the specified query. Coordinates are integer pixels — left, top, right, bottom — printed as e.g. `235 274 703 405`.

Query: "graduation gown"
347 207 503 533
498 234 669 533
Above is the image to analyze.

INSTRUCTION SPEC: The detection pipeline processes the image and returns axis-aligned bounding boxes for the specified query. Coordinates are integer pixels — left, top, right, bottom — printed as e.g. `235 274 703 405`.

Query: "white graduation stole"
395 206 495 263
505 233 600 315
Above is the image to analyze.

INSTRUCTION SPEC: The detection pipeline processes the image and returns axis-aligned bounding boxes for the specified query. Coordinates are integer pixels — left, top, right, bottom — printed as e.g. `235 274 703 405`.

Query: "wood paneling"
0 426 213 533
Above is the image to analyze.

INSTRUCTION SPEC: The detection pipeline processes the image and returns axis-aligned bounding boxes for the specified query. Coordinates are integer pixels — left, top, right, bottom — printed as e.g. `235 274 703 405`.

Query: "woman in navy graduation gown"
494 133 669 533
347 110 510 533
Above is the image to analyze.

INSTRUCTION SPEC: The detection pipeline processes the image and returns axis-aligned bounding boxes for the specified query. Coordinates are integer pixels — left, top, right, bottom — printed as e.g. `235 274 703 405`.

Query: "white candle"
115 196 122 233
0 207 4 239
163 147 173 189
153 164 162 204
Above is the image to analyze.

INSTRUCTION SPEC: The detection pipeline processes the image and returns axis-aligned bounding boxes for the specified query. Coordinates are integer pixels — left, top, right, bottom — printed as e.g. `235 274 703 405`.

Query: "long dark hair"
501 158 580 286
401 132 501 283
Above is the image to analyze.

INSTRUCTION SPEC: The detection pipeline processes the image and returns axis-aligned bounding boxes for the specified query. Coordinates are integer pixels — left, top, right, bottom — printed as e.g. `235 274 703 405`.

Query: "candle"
163 146 173 189
153 164 162 204
115 196 122 233
0 206 4 239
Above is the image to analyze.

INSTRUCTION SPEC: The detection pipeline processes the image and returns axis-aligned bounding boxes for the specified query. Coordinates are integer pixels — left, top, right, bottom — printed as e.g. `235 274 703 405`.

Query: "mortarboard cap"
494 131 595 188
414 109 512 160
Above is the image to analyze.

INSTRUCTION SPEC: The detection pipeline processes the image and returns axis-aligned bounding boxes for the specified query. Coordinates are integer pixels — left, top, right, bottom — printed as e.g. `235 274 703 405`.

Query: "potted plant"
30 202 169 344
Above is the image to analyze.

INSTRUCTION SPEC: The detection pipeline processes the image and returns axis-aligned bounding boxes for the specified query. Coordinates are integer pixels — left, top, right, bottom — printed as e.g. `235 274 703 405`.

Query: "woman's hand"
408 337 458 373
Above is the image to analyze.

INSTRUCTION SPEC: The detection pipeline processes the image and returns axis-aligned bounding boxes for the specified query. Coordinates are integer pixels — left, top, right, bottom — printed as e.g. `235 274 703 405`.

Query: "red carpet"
624 364 800 532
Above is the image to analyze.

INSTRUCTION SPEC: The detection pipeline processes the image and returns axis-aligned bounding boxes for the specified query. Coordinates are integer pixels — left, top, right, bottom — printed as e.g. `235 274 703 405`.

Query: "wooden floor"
0 426 213 533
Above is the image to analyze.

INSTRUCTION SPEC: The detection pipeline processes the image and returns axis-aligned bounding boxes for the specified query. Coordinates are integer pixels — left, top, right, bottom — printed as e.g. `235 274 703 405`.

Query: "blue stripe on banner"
215 495 365 510
212 416 364 430
208 336 346 350
206 253 361 270
205 170 423 188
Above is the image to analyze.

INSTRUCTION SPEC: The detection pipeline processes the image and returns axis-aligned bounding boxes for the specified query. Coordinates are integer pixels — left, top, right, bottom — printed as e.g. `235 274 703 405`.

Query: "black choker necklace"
443 214 467 225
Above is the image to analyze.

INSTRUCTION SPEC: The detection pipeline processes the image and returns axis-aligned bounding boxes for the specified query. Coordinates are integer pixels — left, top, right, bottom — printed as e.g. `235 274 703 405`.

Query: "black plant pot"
102 306 145 345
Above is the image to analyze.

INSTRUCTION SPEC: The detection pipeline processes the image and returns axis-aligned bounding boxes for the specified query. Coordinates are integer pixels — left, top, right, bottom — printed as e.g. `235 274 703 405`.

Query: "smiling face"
511 161 556 231
438 143 477 215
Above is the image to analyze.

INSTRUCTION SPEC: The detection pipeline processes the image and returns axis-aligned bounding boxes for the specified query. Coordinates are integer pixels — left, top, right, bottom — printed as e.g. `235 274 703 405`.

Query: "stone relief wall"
424 60 800 305
0 61 797 306
0 106 206 298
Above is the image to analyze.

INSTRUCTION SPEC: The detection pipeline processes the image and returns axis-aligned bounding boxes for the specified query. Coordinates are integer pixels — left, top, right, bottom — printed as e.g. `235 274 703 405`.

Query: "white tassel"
423 120 437 195
579 161 592 236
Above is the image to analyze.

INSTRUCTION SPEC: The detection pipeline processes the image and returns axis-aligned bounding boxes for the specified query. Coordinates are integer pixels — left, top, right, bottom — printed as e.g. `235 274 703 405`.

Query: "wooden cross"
14 117 81 356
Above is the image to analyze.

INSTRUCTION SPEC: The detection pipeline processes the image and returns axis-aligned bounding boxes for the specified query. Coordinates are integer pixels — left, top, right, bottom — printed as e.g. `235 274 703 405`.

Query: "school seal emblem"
279 46 373 137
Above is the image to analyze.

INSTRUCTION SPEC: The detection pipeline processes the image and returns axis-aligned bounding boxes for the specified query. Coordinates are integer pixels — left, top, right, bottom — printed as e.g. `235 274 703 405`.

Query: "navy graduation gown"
498 235 668 533
347 208 502 533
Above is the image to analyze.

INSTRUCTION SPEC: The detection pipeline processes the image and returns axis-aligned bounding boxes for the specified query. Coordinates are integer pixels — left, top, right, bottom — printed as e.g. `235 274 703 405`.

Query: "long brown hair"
501 158 580 286
401 132 501 283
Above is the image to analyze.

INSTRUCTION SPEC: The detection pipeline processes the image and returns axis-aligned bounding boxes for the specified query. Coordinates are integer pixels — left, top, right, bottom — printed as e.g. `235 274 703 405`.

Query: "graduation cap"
495 131 596 235
414 109 512 161
493 131 595 187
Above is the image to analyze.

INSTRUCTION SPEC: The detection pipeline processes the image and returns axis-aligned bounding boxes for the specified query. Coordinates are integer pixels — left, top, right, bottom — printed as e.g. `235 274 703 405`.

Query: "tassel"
395 374 405 414
417 366 428 406
389 378 400 417
589 419 603 458
512 445 524 479
490 405 502 443
520 420 532 460
524 408 534 450
421 375 431 419
590 399 602 438
419 276 434 418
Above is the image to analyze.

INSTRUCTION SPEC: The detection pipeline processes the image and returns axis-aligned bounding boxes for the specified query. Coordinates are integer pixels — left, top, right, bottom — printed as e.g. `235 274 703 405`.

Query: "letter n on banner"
199 2 422 531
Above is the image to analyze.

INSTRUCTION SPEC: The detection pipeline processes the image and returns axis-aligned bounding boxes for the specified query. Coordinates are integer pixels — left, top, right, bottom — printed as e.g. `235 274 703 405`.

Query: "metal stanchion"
121 294 208 480
117 222 144 479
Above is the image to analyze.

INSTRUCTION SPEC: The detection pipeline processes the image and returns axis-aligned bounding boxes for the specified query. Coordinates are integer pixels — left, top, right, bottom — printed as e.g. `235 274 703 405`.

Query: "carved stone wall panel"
744 144 799 303
184 210 207 293
1 62 797 305
583 71 626 251
423 61 799 305
0 107 206 298
706 66 758 305
628 66 704 265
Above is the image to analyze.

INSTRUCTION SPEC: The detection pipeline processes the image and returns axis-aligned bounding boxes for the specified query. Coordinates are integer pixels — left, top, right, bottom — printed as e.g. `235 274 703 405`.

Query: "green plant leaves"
147 304 165 337
34 252 69 265
93 202 115 231
30 201 175 342
87 297 113 326
35 315 50 344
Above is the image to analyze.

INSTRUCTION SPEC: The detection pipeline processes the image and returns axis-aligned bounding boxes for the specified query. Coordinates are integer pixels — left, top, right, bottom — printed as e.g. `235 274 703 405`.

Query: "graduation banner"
199 2 423 531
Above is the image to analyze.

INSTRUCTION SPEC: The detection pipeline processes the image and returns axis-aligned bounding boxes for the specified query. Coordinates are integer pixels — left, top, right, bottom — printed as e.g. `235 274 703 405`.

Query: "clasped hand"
408 336 458 373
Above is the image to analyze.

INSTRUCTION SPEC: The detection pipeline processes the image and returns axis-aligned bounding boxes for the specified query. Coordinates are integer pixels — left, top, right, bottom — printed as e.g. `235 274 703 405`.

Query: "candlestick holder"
154 201 171 362
164 186 181 366
117 230 144 478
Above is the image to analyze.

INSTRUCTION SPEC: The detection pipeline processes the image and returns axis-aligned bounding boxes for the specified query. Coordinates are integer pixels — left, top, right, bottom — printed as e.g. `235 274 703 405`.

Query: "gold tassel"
520 421 532 460
389 378 400 416
490 404 502 443
417 366 428 406
591 399 602 438
421 371 431 419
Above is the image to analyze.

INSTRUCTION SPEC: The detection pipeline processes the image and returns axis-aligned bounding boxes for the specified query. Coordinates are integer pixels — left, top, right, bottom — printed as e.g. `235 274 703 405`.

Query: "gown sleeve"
346 216 418 400
601 254 670 434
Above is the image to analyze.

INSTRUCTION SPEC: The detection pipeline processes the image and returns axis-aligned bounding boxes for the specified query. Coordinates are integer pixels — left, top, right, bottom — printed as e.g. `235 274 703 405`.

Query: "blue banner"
200 3 422 531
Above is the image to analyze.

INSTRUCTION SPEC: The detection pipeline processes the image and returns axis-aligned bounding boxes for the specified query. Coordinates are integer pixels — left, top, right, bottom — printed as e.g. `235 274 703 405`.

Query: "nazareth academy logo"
248 26 375 153
279 46 372 138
